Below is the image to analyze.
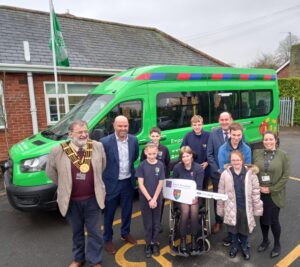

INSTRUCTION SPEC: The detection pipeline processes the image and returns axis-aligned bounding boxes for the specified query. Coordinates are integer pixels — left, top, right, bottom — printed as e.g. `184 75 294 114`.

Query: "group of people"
46 112 289 267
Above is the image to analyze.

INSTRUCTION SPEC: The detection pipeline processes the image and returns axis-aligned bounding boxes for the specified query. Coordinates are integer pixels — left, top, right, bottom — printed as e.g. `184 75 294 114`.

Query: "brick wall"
277 64 290 78
0 72 107 161
290 44 300 77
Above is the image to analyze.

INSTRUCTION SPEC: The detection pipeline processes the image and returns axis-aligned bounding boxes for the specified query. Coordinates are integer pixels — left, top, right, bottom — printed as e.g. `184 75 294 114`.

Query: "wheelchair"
168 198 211 256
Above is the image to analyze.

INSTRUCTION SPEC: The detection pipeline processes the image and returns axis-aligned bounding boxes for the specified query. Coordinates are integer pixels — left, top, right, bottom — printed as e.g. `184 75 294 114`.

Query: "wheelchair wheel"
197 238 211 252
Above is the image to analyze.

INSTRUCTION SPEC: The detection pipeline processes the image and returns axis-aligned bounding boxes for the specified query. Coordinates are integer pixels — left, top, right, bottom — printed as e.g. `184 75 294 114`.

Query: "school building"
0 5 227 161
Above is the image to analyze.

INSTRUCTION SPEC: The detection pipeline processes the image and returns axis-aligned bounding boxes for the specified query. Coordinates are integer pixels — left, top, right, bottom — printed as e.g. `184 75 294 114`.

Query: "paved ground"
0 128 299 267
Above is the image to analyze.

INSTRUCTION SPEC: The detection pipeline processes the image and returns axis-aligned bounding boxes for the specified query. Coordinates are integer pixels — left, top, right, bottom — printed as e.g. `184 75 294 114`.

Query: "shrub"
278 78 300 124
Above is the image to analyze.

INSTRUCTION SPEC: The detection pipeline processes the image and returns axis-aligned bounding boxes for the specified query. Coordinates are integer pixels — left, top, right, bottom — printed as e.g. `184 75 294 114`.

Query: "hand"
201 162 208 169
149 199 157 209
260 186 270 194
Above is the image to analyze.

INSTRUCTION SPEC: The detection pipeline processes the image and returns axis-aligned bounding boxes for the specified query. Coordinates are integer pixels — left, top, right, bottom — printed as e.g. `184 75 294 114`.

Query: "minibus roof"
110 65 277 82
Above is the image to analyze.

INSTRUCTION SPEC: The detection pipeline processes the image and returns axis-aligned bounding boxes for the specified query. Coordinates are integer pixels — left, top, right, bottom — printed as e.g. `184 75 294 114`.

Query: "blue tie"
224 131 229 142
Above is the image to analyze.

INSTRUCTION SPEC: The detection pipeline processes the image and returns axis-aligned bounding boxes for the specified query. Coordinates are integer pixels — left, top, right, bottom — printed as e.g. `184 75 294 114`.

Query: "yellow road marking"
114 238 191 267
289 176 300 182
274 244 300 267
115 240 147 267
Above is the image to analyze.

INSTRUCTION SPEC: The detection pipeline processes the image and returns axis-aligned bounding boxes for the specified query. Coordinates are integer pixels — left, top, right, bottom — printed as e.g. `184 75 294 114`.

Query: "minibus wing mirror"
90 128 105 141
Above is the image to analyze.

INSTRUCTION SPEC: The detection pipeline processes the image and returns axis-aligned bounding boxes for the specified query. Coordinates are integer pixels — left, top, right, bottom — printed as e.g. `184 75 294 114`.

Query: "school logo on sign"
173 189 181 200
166 180 172 188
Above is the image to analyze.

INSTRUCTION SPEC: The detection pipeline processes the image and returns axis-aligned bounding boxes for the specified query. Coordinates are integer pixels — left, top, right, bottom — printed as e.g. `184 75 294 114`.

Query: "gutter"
0 63 124 76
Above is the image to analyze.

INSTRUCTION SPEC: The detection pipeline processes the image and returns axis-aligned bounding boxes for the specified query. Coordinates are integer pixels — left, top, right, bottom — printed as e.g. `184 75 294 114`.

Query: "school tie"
224 130 229 142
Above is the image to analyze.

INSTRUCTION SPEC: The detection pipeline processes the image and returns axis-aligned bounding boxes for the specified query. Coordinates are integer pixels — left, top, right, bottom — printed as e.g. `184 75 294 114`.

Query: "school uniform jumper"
181 130 210 189
136 160 165 245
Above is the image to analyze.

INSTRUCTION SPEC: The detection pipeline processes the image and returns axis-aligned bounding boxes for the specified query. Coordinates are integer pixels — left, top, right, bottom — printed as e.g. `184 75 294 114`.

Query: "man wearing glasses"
46 120 106 267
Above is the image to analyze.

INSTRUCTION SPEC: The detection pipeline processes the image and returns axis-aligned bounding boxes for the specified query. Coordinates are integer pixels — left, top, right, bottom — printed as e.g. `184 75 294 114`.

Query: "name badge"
261 175 270 182
76 173 86 180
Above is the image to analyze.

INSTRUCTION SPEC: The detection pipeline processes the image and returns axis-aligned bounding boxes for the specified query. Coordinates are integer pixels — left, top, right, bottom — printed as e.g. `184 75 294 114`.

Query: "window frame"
0 81 7 129
44 81 99 125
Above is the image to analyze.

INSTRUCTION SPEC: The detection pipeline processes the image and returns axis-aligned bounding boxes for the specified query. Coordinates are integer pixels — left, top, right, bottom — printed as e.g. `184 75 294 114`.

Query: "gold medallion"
80 163 90 173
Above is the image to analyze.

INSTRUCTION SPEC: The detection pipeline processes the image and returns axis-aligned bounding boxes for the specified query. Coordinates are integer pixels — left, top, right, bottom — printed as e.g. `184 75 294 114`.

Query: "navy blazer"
100 133 139 194
207 127 225 180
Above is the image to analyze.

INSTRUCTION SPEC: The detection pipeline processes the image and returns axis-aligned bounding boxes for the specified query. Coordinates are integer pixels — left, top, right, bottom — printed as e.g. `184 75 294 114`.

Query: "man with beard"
46 120 106 267
100 115 139 254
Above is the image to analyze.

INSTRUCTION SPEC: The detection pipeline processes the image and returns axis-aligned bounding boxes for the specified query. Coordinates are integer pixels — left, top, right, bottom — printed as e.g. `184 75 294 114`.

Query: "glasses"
72 130 89 135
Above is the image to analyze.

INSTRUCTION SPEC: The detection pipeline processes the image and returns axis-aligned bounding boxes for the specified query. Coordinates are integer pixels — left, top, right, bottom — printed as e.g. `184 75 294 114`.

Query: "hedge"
278 78 300 125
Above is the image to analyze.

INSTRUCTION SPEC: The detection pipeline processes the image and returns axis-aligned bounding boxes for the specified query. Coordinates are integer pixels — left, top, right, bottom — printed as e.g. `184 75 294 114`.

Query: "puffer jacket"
217 164 263 233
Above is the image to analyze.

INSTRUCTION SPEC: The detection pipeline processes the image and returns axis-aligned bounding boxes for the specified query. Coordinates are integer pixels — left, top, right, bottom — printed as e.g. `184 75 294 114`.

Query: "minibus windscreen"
42 94 114 140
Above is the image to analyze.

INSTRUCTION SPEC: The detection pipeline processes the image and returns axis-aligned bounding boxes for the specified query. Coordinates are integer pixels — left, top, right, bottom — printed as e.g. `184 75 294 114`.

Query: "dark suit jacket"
100 133 139 194
207 127 225 180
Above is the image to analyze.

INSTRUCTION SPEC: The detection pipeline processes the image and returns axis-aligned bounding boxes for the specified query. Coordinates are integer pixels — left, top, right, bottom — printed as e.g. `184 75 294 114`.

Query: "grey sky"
1 0 300 67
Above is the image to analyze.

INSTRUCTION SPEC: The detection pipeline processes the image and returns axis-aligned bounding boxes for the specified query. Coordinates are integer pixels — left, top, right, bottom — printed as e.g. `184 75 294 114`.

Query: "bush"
278 78 300 125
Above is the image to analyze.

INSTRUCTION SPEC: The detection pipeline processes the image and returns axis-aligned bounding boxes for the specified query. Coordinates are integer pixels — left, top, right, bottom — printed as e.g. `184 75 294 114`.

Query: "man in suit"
46 120 106 267
207 112 232 234
100 115 139 254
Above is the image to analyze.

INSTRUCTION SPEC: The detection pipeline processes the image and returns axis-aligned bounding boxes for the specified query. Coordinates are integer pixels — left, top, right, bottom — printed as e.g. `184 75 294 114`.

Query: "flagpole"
49 0 60 122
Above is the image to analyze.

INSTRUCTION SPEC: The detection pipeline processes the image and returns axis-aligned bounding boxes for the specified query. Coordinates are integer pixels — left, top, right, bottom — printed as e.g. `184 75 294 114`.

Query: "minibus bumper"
4 170 57 211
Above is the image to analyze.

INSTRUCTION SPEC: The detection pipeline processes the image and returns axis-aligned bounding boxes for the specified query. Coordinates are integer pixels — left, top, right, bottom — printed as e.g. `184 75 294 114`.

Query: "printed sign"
163 178 228 204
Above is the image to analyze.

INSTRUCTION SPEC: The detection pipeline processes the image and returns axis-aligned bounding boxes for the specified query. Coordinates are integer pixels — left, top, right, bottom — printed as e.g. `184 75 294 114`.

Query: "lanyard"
263 150 276 174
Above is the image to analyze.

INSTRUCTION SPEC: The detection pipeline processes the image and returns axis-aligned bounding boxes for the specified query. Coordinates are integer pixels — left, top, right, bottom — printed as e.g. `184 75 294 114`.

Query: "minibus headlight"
20 154 48 172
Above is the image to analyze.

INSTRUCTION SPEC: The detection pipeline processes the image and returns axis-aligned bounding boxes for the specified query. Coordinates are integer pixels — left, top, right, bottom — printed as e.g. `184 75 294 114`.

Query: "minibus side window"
240 91 251 118
209 91 239 122
241 90 272 117
93 100 142 136
156 92 209 130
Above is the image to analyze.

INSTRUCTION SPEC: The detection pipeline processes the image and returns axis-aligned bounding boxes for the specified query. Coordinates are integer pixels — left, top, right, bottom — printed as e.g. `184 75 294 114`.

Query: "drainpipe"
24 41 38 134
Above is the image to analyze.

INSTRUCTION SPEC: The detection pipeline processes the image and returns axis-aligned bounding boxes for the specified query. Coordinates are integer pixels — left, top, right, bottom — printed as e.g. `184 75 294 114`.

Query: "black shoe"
190 235 200 256
229 247 238 258
223 235 232 247
145 244 152 258
257 240 270 252
239 238 251 248
152 243 160 257
271 246 281 258
242 248 250 260
178 238 189 257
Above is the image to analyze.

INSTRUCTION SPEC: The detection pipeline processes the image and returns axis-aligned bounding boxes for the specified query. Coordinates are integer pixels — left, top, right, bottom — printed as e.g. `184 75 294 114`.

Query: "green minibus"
4 65 279 211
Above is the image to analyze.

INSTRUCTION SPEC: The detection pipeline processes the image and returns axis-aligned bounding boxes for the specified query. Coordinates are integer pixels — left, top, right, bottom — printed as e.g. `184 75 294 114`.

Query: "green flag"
49 1 70 67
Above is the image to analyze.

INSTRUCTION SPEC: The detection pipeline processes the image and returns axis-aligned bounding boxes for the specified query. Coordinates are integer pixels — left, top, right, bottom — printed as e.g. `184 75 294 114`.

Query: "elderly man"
46 120 106 267
100 115 139 254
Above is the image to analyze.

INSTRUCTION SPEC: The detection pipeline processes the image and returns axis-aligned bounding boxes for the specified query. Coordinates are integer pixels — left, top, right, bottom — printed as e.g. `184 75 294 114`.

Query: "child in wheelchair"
170 146 210 256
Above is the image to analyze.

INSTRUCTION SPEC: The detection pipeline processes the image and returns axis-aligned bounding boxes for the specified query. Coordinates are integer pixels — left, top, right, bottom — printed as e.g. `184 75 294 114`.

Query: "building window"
44 82 98 125
0 81 6 129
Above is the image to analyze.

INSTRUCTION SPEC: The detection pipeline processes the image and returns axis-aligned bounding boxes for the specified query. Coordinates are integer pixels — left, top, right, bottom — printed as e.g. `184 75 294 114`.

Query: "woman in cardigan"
217 150 263 260
253 131 289 258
